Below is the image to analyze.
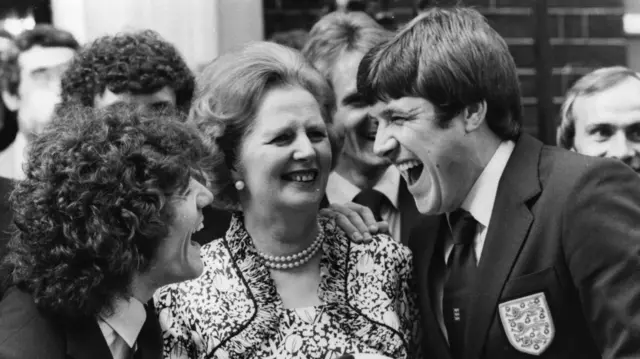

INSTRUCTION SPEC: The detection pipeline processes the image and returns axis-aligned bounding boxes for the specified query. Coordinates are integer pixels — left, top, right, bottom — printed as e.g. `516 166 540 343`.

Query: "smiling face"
332 51 389 175
237 85 332 211
572 78 640 172
370 97 477 215
147 177 213 286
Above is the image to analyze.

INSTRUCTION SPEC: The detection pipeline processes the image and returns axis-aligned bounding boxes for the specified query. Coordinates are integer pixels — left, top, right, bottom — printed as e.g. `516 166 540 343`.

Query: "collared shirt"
326 166 402 241
444 140 516 264
437 140 515 341
97 297 147 359
0 132 27 180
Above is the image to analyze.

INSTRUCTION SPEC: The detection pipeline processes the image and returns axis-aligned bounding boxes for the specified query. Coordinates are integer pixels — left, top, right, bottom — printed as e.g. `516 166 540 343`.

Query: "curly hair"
2 103 223 320
189 41 341 210
60 30 195 112
2 25 79 95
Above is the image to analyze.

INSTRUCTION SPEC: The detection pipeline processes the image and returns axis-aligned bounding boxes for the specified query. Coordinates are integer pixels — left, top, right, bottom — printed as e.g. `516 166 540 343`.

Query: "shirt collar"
98 296 147 348
460 140 515 227
326 166 401 208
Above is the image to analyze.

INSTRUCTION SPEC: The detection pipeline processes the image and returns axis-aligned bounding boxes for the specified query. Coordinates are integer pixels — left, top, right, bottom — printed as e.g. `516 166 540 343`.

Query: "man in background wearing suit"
358 6 640 358
557 66 640 173
0 25 79 283
303 11 422 245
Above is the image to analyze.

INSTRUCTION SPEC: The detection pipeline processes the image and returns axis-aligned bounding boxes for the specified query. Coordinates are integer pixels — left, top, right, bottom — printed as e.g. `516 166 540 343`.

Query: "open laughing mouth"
396 160 424 186
190 218 205 246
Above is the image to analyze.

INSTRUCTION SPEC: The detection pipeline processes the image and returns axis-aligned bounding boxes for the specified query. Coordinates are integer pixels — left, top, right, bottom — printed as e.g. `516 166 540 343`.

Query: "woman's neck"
129 274 157 304
243 205 319 257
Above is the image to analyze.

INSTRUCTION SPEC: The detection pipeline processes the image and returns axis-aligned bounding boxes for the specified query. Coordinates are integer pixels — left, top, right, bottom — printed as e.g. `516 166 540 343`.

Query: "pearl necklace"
256 230 324 270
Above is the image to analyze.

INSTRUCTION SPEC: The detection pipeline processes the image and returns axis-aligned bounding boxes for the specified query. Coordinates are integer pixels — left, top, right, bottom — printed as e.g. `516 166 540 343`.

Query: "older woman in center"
154 42 421 359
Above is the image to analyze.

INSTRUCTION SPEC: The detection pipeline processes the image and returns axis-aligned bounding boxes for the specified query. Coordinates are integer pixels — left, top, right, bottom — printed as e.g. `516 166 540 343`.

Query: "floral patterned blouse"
154 213 422 359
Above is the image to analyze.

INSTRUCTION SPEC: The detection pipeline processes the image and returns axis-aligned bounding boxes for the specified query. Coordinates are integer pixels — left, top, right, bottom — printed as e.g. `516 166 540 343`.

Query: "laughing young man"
357 6 640 359
303 12 424 245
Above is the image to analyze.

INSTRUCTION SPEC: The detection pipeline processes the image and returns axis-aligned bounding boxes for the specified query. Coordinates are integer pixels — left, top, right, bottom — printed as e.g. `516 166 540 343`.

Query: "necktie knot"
352 188 388 221
450 209 477 246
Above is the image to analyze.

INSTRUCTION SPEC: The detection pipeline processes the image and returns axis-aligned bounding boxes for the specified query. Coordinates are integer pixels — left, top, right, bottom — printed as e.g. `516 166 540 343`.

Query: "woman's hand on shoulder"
319 202 389 243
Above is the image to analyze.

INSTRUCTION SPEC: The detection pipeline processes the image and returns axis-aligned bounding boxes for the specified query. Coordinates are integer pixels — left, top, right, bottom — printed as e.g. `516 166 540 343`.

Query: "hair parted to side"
302 11 392 83
557 66 640 149
60 30 195 112
189 41 341 210
2 103 223 321
357 6 522 139
2 25 79 95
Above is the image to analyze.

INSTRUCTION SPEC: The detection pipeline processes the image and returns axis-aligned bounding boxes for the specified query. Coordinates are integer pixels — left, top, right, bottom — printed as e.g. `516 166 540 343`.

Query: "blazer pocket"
501 267 561 302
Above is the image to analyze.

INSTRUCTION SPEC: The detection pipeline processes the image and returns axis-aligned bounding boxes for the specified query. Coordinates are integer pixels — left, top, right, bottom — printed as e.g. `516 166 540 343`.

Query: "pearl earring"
234 180 245 191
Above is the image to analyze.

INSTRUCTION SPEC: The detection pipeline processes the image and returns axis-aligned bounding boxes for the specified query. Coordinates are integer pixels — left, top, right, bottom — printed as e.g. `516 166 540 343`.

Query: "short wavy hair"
2 103 222 321
557 66 640 150
189 41 341 210
357 6 521 140
2 25 79 95
302 11 392 83
60 30 195 112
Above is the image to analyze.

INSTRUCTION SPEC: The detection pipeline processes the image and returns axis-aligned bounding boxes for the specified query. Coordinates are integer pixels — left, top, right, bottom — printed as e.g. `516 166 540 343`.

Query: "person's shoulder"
0 176 15 212
319 214 412 258
370 232 413 260
539 145 636 190
0 287 63 356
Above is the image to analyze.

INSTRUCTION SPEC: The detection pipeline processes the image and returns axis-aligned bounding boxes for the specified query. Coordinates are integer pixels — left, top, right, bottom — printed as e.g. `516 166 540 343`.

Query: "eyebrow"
378 107 420 118
341 92 366 108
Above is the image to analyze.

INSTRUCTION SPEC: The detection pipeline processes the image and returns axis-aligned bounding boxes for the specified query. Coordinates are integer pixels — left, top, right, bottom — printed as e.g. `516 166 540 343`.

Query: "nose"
292 135 315 161
195 180 214 208
373 123 398 160
607 132 635 161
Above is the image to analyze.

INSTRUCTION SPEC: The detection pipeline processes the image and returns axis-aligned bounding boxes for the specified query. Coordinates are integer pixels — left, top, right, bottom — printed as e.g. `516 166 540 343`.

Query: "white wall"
50 0 264 70
626 0 640 71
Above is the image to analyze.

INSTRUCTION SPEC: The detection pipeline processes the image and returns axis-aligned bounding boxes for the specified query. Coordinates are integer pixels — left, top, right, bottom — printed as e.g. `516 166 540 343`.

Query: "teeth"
286 171 317 182
396 160 421 172
195 222 204 232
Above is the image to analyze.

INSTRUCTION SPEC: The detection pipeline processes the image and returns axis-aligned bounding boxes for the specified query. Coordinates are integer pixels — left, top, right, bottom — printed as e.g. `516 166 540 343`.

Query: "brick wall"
264 0 627 139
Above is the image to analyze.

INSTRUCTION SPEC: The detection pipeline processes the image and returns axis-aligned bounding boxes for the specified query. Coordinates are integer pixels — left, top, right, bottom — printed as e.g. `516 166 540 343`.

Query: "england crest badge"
498 292 555 356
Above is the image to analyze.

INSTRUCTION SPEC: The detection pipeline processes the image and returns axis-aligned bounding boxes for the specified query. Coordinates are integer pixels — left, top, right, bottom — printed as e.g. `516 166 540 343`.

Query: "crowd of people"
0 4 638 359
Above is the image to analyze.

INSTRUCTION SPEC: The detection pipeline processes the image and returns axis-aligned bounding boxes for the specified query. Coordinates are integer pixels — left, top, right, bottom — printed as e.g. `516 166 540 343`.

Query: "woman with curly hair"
0 103 218 359
154 42 422 359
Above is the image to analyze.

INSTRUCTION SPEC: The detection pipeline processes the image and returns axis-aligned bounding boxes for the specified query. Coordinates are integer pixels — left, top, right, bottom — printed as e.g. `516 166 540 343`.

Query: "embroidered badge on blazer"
498 292 555 356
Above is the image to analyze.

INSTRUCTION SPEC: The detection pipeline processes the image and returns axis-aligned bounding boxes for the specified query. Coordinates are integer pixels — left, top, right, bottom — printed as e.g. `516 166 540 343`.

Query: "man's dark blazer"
410 134 640 359
0 287 162 359
0 176 14 258
0 176 14 292
321 177 423 246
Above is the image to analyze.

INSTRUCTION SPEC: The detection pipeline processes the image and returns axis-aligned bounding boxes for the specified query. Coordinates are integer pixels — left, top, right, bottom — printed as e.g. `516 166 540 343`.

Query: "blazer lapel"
135 301 163 359
465 134 543 359
65 318 113 359
409 215 451 358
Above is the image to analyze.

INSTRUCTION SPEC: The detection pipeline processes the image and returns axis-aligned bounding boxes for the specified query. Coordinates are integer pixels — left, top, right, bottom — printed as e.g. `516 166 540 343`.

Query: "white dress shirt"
437 140 515 340
97 297 147 359
326 166 402 241
0 132 27 180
